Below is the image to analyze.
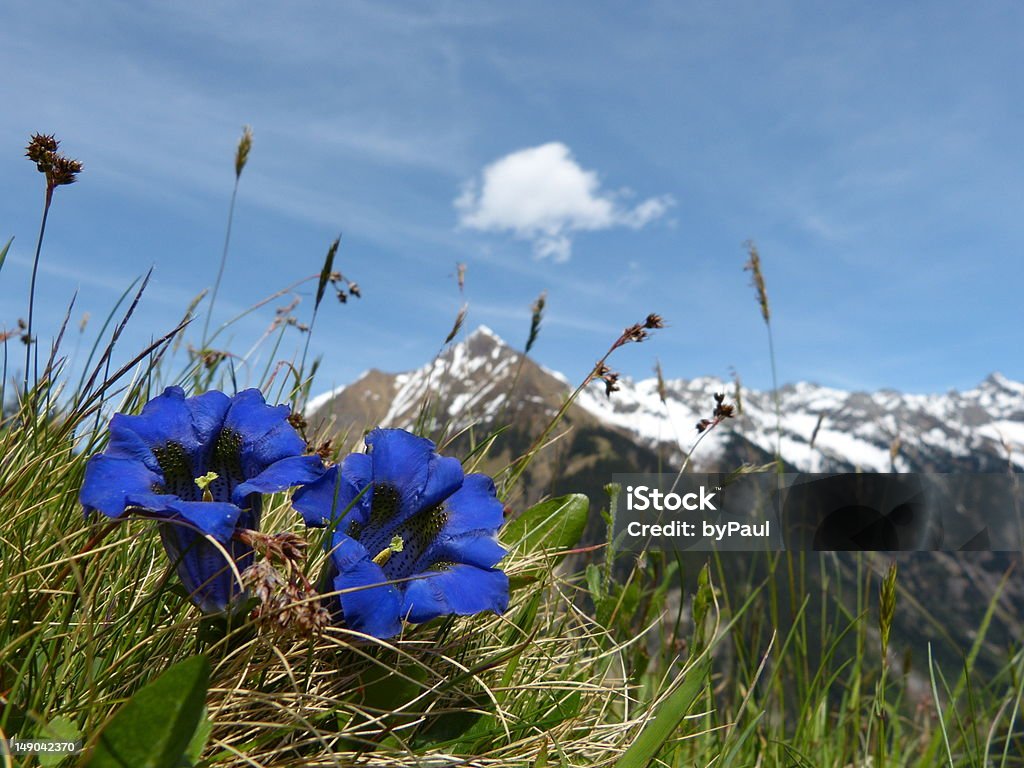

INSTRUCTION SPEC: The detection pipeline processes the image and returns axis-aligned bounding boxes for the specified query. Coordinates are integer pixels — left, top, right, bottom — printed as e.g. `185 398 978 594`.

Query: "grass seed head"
880 562 898 657
235 125 253 178
26 133 82 194
743 239 770 323
526 290 546 354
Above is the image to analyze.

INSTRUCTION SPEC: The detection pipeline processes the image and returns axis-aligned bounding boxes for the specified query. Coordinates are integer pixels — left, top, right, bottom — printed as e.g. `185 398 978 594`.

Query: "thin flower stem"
24 188 52 411
294 305 319 405
201 177 239 349
766 321 783 475
211 272 321 350
498 354 527 428
502 316 661 494
668 418 722 494
503 336 625 492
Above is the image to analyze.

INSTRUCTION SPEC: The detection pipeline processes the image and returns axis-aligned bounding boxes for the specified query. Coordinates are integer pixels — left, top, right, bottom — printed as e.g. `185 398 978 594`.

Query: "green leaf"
719 711 765 767
613 659 710 768
412 705 483 748
315 237 339 310
181 710 212 766
38 716 81 767
86 655 210 768
503 493 588 557
0 237 11 276
507 573 539 591
585 563 604 603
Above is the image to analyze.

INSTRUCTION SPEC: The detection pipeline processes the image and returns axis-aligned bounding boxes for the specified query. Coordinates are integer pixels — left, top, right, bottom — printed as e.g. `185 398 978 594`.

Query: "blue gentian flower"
80 386 324 613
292 428 509 639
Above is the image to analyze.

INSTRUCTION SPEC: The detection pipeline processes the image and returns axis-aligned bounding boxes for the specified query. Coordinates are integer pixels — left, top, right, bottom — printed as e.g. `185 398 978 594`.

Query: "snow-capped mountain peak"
307 326 1024 474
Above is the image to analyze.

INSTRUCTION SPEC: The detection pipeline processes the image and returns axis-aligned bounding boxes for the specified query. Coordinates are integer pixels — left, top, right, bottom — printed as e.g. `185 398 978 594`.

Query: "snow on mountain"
307 326 1024 473
579 368 1024 472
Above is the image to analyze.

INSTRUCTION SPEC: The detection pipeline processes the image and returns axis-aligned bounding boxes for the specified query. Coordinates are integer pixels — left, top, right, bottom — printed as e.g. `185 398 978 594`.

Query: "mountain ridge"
307 325 1024 478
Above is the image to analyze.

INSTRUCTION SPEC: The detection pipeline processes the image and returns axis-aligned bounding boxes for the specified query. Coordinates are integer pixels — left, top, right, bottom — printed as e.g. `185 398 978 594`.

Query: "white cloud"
455 142 673 262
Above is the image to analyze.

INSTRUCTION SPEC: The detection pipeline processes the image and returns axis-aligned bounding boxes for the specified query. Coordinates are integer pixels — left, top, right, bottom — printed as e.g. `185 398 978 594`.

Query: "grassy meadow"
1 131 1023 767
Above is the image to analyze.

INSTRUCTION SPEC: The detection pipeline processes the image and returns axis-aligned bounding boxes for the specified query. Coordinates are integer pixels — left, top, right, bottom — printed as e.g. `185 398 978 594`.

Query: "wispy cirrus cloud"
455 142 673 262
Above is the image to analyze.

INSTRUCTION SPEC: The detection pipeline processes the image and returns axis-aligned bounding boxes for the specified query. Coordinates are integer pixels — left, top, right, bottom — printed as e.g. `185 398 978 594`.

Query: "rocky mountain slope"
307 325 1024 481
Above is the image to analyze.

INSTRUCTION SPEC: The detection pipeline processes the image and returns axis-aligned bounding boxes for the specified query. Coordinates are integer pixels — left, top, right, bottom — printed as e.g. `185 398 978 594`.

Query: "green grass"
2 131 1023 767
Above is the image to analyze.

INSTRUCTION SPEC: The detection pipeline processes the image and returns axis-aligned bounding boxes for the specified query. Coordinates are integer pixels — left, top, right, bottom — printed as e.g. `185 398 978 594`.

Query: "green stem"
502 345 615 493
24 186 52 413
766 320 783 475
201 177 239 350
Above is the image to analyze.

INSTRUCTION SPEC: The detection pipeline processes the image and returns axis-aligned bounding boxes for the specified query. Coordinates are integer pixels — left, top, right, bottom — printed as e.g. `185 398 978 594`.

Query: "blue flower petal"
80 454 163 519
338 451 373 523
78 386 322 616
441 474 505 535
401 564 509 625
291 467 343 528
103 386 199 470
162 499 242 542
341 451 373 488
159 522 249 614
330 534 403 638
232 455 324 505
418 454 464 510
293 452 373 528
435 531 507 569
366 429 463 517
305 428 509 635
121 490 184 513
223 389 305 478
186 390 233 449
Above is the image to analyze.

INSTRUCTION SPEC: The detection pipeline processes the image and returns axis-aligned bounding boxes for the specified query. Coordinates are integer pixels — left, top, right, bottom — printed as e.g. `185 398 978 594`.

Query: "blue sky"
2 1 1022 397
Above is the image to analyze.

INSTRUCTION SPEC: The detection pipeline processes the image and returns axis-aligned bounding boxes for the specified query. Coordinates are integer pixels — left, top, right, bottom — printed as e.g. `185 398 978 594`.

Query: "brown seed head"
743 240 770 324
49 155 83 186
603 372 620 398
712 392 736 420
235 125 253 179
714 402 735 419
314 438 334 462
26 133 83 190
242 557 331 636
654 360 668 405
526 290 546 354
26 133 58 170
237 529 309 574
623 323 649 343
445 304 467 345
287 411 308 433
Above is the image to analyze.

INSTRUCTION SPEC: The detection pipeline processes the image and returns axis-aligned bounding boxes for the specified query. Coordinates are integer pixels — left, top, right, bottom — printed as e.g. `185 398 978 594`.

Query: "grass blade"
614 658 710 768
0 236 11 275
